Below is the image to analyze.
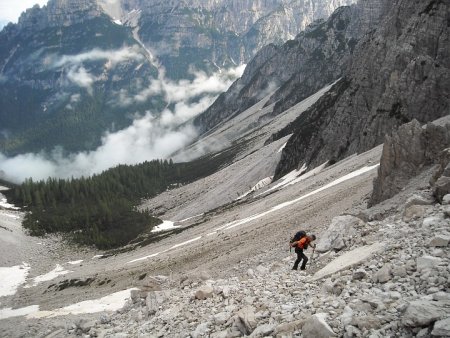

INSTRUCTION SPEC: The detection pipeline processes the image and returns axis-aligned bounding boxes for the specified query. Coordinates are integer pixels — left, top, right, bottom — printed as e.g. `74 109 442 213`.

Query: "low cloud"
0 117 197 183
52 47 144 68
115 65 247 108
67 66 95 95
0 64 247 184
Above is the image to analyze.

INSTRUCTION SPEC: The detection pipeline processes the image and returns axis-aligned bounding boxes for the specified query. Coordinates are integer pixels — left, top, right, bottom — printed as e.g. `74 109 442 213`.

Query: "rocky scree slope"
50 119 450 338
274 0 450 178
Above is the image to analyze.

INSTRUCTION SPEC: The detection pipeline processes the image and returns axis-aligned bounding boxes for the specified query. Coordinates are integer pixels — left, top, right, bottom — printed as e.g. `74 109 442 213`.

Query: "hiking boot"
300 267 306 270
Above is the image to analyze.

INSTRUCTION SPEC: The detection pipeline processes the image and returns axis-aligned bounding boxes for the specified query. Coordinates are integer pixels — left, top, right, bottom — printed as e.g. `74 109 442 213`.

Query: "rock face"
370 119 450 205
129 0 356 79
431 148 450 203
273 0 450 179
194 2 371 134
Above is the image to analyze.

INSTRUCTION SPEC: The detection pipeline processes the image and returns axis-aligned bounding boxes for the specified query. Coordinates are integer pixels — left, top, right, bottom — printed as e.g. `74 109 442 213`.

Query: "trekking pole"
310 245 316 265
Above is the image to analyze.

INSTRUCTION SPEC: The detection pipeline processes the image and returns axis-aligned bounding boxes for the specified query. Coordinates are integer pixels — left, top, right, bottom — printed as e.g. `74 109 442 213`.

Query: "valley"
0 0 449 337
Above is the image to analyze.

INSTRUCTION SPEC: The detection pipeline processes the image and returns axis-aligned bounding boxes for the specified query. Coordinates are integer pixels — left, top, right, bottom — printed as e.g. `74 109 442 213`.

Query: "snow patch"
28 288 138 319
178 213 204 223
0 305 39 320
151 220 179 233
0 196 19 210
92 255 104 259
0 211 20 219
237 176 273 200
67 260 83 265
127 236 202 264
277 142 287 153
169 236 202 250
128 252 160 264
25 264 72 288
265 164 308 192
0 263 30 297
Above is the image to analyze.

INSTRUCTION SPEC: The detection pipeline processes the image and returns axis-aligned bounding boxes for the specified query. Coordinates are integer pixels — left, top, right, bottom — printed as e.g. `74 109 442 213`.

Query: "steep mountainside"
274 0 450 178
193 0 385 134
128 0 356 79
0 0 354 155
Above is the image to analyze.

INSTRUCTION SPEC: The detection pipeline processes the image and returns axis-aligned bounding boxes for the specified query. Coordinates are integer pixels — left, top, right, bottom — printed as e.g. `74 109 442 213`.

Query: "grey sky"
0 0 49 29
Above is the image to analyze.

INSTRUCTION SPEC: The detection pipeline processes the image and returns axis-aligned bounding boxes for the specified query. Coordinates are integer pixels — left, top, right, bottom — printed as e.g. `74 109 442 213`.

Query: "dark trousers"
293 248 308 270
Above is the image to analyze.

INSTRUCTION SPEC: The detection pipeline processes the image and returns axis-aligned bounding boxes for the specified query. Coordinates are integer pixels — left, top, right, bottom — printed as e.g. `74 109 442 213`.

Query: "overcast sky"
0 0 49 29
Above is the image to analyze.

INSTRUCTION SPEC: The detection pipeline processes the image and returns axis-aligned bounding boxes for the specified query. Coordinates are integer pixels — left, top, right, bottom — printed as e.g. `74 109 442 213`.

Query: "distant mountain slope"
0 0 354 156
274 0 450 178
113 0 356 79
0 0 160 155
193 0 387 135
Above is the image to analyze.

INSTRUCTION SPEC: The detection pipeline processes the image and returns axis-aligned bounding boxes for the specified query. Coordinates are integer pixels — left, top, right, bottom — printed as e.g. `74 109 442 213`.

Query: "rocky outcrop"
431 148 450 203
16 0 102 32
370 119 450 205
274 0 450 179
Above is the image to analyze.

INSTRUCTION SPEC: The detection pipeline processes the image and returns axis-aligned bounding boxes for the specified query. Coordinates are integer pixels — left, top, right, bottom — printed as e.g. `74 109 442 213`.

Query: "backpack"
289 231 306 251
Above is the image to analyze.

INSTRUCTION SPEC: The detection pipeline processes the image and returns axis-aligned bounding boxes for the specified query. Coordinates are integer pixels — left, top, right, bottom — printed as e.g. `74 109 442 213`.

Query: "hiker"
291 234 316 270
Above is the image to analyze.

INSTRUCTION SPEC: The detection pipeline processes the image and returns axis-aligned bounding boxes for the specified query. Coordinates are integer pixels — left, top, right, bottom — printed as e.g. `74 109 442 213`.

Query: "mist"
0 64 246 184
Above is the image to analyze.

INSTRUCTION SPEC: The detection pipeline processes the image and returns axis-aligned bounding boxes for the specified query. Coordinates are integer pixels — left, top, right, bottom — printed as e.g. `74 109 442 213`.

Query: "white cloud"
67 66 95 95
52 47 144 68
0 0 49 28
0 65 247 184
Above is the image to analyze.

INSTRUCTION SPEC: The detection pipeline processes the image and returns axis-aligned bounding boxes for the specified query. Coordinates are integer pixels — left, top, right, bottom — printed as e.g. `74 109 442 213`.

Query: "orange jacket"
296 236 312 249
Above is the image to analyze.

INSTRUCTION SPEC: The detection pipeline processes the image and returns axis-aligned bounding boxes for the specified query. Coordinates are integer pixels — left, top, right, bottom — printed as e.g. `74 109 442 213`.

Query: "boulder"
339 306 353 326
232 307 257 335
428 235 450 247
405 194 433 208
316 215 363 253
313 243 384 281
195 286 214 300
431 317 450 336
352 269 367 281
442 194 450 205
213 312 231 325
274 319 305 335
302 313 336 338
249 323 275 337
192 322 210 338
403 205 427 222
351 315 382 330
402 300 449 327
373 264 392 283
416 256 443 272
391 265 407 278
431 148 450 202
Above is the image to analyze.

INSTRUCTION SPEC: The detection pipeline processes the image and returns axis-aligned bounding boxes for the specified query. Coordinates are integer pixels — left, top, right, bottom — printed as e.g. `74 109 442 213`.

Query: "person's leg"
300 252 308 270
293 250 303 270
